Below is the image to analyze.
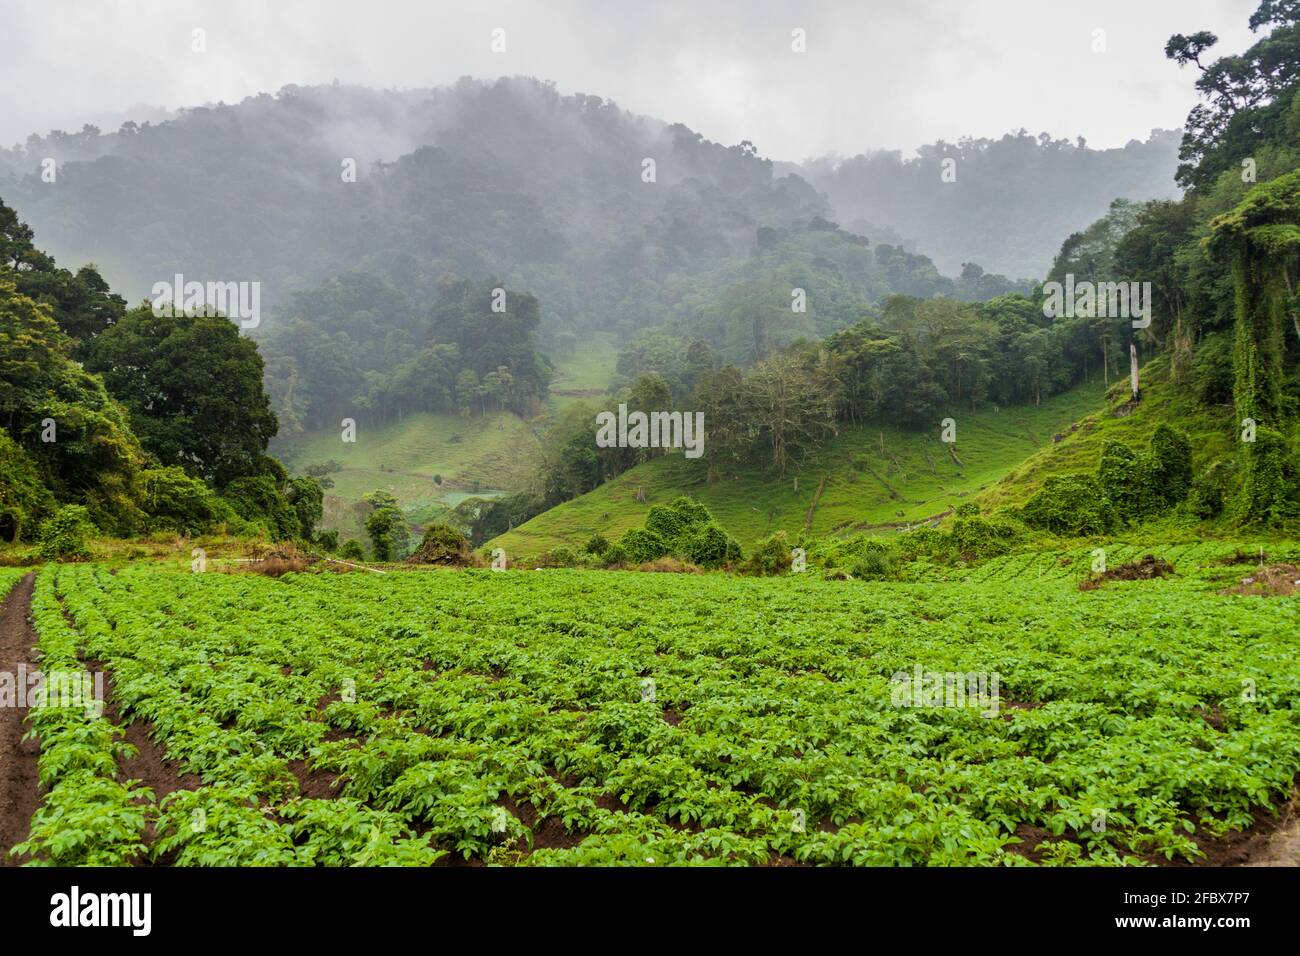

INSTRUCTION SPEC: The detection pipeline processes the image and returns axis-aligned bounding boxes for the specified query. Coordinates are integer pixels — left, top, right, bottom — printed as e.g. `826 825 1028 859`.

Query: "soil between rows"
0 573 40 865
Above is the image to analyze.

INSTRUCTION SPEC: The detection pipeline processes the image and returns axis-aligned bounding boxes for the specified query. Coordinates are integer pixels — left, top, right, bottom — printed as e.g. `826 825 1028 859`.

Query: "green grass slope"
274 410 537 540
271 342 620 542
975 357 1235 514
546 334 617 410
490 379 1109 558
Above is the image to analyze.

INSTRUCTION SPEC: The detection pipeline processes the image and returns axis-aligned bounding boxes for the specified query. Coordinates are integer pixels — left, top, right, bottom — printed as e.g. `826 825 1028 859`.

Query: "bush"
683 523 741 568
894 526 950 561
315 529 339 552
407 523 472 565
534 546 582 568
1189 460 1237 519
0 427 54 542
954 502 981 518
339 539 366 561
739 532 794 576
848 539 896 579
644 497 714 549
39 505 95 560
1098 441 1154 523
601 543 630 567
949 516 1024 560
1236 428 1300 526
620 528 668 563
141 466 221 534
1022 474 1114 535
619 497 738 567
584 533 610 556
221 474 299 540
1147 425 1193 509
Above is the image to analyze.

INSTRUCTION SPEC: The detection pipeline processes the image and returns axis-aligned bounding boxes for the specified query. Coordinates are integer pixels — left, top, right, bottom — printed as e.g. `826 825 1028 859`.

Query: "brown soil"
96 671 203 802
1218 564 1300 598
498 794 588 851
1079 554 1174 590
287 759 341 800
0 573 40 865
1006 787 1300 866
1211 548 1273 567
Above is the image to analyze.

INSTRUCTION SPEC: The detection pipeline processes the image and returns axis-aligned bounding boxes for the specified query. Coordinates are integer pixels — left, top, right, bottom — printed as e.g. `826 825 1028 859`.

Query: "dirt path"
0 573 40 865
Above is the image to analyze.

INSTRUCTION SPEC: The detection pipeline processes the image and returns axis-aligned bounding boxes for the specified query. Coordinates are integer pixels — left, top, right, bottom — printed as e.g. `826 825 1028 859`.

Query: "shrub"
1022 474 1113 535
683 523 741 568
601 543 630 567
221 474 299 540
954 502 981 518
39 505 95 561
620 528 668 563
1098 441 1154 523
315 529 340 552
1236 428 1300 526
0 427 54 542
339 539 366 561
949 516 1023 559
408 522 473 565
141 466 221 534
1147 425 1193 509
644 497 714 550
534 546 582 568
894 526 950 560
584 533 610 556
849 539 896 579
1189 460 1237 519
739 532 793 576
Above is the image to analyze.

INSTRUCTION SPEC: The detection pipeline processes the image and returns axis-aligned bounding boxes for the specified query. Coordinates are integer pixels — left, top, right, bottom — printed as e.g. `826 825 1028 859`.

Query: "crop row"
22 558 1300 866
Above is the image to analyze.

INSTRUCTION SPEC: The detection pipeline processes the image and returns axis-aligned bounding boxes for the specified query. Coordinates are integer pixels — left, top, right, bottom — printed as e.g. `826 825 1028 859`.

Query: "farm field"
4 544 1299 867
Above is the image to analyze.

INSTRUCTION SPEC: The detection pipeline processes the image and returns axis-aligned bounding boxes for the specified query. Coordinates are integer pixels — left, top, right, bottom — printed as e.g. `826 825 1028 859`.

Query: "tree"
83 306 279 486
1166 2 1300 189
363 490 408 561
1207 168 1300 428
0 199 124 347
0 280 145 533
690 365 748 483
743 352 839 478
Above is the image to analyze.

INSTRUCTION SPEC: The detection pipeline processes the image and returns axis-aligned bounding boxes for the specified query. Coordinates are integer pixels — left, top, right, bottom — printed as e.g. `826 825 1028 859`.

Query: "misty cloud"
2 0 1260 160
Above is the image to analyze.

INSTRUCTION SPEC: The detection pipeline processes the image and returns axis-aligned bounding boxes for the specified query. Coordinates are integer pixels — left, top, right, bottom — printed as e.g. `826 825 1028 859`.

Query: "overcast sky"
2 0 1262 161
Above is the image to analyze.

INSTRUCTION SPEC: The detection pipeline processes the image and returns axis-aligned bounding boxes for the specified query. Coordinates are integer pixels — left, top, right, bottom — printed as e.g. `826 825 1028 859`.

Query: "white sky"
0 0 1262 160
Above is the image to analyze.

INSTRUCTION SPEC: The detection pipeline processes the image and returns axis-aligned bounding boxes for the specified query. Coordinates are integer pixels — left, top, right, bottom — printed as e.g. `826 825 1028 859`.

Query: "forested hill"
0 78 836 327
793 129 1183 281
2 77 1176 343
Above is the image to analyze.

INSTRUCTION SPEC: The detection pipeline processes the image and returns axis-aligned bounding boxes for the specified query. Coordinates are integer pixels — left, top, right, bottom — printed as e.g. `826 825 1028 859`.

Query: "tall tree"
83 307 279 486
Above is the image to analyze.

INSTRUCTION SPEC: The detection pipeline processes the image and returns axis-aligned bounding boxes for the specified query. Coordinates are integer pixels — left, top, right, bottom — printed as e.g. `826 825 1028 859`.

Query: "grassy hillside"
975 357 1236 513
490 379 1109 558
271 342 620 542
546 334 617 410
274 410 536 540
